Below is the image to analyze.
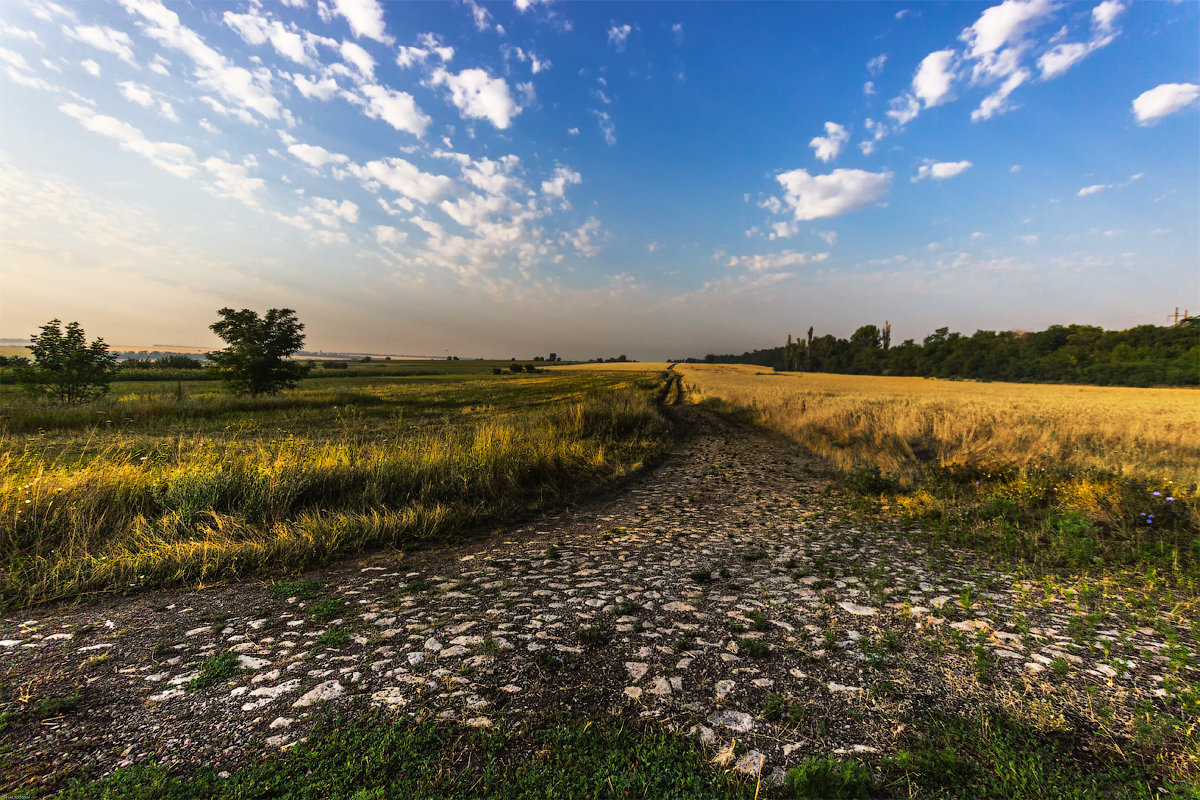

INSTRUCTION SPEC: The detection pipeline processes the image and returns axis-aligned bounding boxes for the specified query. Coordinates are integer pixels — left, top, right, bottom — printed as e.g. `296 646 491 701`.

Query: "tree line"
687 319 1200 387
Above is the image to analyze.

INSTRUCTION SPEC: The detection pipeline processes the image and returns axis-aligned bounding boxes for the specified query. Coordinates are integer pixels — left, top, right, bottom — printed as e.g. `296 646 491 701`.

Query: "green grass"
59 713 759 799
0 371 670 607
186 652 243 691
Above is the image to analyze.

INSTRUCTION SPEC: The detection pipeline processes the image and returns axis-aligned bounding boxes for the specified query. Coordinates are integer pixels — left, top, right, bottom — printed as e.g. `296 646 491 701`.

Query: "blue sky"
1 0 1196 359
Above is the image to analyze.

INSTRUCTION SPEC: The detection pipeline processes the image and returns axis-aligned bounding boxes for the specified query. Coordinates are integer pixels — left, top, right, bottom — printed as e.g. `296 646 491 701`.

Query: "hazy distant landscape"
2 0 1197 796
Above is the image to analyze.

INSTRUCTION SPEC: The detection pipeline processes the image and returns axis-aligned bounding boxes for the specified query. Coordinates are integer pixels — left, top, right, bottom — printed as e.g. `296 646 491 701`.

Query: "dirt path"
2 407 1193 792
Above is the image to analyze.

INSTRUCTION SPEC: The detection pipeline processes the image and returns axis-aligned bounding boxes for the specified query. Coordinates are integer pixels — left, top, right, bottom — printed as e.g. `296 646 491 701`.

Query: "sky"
0 0 1197 360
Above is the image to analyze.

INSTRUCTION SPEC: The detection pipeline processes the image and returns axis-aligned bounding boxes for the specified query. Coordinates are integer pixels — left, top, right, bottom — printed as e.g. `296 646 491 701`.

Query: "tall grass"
676 365 1199 580
1 377 668 607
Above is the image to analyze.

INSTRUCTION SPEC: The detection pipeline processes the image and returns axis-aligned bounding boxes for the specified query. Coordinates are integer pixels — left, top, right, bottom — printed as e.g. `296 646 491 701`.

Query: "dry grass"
675 364 1200 485
1 375 669 607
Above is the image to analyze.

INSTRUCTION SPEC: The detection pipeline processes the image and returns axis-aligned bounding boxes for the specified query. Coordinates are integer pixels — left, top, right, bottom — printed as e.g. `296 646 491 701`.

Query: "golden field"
672 364 1200 485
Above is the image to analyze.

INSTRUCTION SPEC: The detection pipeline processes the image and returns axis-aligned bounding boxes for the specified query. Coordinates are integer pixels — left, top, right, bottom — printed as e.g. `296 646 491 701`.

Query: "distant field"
0 346 30 358
675 364 1199 483
674 364 1199 581
0 370 671 606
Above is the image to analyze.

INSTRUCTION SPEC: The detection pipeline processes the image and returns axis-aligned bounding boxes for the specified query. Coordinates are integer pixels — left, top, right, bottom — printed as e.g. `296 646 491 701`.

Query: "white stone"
149 689 186 702
408 652 425 666
371 688 408 706
292 680 344 708
424 638 443 652
238 655 271 670
708 709 754 733
623 686 643 700
734 750 766 776
185 626 212 637
648 677 672 696
837 601 877 617
828 682 862 692
624 661 649 681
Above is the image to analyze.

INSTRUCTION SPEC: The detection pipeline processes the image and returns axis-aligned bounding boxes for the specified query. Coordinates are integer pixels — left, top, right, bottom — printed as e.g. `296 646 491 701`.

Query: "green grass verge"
60 714 759 800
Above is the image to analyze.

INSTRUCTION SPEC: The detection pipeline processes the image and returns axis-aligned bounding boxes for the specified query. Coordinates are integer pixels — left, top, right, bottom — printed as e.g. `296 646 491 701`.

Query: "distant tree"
207 308 307 397
154 354 202 370
16 319 118 404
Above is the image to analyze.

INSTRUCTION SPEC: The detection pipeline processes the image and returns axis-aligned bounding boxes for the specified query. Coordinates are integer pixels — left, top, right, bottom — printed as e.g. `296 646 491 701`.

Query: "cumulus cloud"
331 0 391 43
809 122 849 163
349 157 456 205
1092 0 1125 36
1077 183 1108 196
288 142 349 168
120 0 282 120
430 68 522 129
1037 42 1089 80
913 49 958 107
339 40 375 80
773 168 892 221
541 166 581 198
293 73 339 100
374 225 407 245
727 250 830 273
223 8 324 65
960 0 1053 59
81 59 100 76
1132 83 1199 125
867 54 887 75
887 94 921 126
914 159 973 181
356 83 430 136
66 25 136 64
118 81 155 108
971 69 1028 120
305 196 358 227
202 157 265 208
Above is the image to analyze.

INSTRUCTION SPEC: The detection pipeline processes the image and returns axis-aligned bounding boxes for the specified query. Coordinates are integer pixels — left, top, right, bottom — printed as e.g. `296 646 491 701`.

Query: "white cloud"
374 225 407 245
608 24 633 50
288 142 349 168
887 94 920 126
117 81 153 108
541 166 581 198
1077 184 1109 196
809 122 849 163
727 250 830 273
1132 83 1200 125
66 25 136 65
1037 42 1089 80
960 0 1053 59
306 196 358 227
331 0 391 43
81 59 100 76
339 40 375 80
562 217 602 256
59 103 197 178
417 33 455 62
769 221 799 240
202 157 264 208
430 68 521 129
867 54 887 75
349 157 456 204
223 8 318 65
464 0 494 32
356 83 430 136
396 46 429 69
913 49 958 108
971 69 1028 120
863 81 875 96
914 160 973 181
120 0 282 120
773 168 892 221
293 73 339 100
593 110 616 145
1092 0 1125 35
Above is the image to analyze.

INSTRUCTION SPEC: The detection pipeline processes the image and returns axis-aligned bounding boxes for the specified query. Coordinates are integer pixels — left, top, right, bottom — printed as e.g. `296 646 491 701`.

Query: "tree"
207 308 307 396
17 319 118 404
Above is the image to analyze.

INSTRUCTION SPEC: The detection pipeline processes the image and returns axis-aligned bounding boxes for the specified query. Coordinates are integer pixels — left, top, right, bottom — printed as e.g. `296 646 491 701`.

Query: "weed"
307 598 346 622
750 611 769 632
761 693 786 722
317 628 349 647
187 652 242 691
739 637 769 658
267 581 324 600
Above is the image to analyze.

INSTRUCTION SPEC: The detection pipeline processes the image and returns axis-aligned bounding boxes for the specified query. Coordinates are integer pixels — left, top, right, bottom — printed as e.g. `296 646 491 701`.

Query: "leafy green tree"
17 319 118 403
207 308 308 396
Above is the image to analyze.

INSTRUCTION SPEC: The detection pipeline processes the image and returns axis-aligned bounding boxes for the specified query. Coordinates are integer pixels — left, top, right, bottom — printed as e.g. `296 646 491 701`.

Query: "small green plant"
545 544 561 559
187 651 243 691
317 628 350 647
750 611 768 632
307 598 347 621
1051 657 1070 679
577 623 607 646
673 634 697 652
740 637 769 658
785 756 875 798
761 692 786 722
689 569 713 584
613 599 640 616
742 550 767 563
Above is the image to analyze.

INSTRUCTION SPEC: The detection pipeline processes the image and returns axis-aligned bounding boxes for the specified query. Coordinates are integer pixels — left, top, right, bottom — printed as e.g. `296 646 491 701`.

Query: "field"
4 362 1199 797
0 365 670 607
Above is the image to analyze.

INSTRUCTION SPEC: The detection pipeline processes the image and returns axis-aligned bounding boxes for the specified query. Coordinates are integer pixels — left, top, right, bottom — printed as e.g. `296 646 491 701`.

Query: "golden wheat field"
664 364 1200 485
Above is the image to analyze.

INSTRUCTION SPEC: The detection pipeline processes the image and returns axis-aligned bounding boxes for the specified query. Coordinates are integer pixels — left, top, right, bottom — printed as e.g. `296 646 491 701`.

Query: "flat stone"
624 661 649 681
269 717 294 729
734 750 766 776
292 680 344 708
837 601 877 617
371 688 408 706
708 709 754 733
623 686 643 700
648 677 672 696
238 655 271 670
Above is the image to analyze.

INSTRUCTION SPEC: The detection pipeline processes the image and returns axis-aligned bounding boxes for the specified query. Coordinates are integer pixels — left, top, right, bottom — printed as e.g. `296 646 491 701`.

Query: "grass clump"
186 652 242 691
306 598 346 622
316 628 349 647
739 637 769 658
266 580 323 600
